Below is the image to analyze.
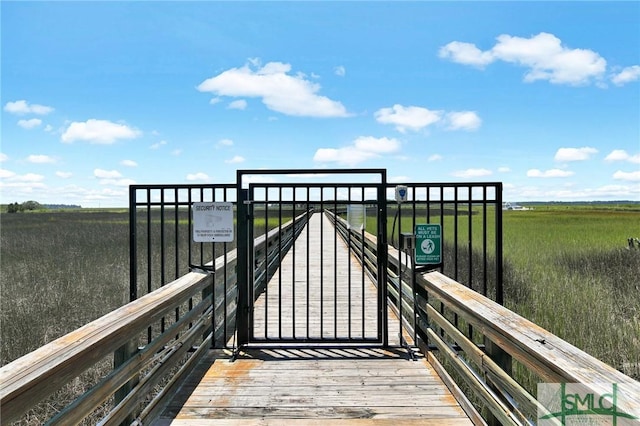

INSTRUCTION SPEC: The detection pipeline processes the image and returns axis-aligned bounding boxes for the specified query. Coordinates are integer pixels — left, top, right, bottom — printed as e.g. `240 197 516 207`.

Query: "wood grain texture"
158 348 473 424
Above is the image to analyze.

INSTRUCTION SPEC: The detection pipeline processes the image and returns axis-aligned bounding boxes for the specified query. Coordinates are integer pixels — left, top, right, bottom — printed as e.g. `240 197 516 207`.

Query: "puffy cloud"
605 149 640 164
197 61 349 117
94 169 123 179
0 153 8 162
613 170 640 181
428 154 443 162
27 154 56 164
527 169 574 178
611 65 640 86
334 66 346 77
445 111 482 131
4 100 54 115
56 171 73 178
375 105 442 133
217 138 234 147
121 160 138 167
439 41 494 67
0 168 16 178
313 136 400 166
62 119 141 144
440 32 607 86
451 168 493 178
375 105 481 133
186 172 210 181
18 118 42 129
554 147 598 162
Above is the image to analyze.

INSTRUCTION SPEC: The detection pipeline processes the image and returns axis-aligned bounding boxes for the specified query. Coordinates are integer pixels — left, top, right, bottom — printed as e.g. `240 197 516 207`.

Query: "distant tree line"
6 201 45 213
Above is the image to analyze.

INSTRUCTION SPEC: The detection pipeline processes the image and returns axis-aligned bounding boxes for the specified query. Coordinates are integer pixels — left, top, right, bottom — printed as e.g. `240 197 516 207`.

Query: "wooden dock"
157 213 473 424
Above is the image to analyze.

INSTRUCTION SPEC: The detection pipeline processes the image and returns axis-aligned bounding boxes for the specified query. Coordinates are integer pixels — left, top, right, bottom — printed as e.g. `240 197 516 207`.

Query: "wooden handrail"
0 211 310 425
331 212 640 424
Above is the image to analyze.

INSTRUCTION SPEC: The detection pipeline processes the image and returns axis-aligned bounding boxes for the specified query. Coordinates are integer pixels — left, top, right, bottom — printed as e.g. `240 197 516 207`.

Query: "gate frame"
235 169 389 348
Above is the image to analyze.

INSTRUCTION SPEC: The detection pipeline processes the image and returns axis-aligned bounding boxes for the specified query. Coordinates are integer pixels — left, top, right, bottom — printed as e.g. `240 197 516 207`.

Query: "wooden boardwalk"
157 213 473 424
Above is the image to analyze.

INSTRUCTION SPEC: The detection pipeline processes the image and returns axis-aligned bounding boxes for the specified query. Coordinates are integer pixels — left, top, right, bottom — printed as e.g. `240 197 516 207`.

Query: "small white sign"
192 202 234 242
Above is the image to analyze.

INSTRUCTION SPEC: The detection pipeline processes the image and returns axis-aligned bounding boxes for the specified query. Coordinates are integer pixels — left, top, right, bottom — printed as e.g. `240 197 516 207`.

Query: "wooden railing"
0 212 309 425
330 211 640 425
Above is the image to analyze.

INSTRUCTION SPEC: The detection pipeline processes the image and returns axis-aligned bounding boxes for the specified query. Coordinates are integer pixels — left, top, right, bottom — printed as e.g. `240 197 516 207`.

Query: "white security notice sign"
192 202 234 242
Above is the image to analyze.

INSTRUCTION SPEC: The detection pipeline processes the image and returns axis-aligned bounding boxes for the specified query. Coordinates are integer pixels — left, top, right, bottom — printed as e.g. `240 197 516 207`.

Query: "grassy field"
1 204 638 422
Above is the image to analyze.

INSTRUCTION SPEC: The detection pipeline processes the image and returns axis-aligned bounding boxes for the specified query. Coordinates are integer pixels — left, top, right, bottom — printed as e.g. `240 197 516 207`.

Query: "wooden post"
114 340 139 425
484 337 512 425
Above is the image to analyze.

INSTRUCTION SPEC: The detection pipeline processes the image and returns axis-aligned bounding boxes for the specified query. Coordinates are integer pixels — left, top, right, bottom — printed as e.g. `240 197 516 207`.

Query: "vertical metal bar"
333 187 338 339
235 174 249 346
347 189 352 339
320 192 324 340
397 200 403 345
223 188 229 347
146 188 152 343
160 190 166 334
483 186 488 297
129 186 137 302
292 187 296 340
467 187 473 339
263 188 268 340
278 186 283 339
199 188 205 268
495 183 504 305
361 187 366 338
378 172 388 346
306 187 311 339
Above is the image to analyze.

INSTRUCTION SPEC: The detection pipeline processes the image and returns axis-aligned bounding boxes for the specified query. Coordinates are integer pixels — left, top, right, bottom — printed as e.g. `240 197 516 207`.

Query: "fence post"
113 340 139 424
484 338 512 425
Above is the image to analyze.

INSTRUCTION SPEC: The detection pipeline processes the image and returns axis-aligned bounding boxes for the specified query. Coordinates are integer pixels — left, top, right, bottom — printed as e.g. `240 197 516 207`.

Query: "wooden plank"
252 213 387 342
160 349 473 423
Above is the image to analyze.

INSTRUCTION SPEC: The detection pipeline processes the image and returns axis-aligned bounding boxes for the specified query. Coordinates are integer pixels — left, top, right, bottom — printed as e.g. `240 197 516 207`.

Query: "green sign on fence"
415 224 441 265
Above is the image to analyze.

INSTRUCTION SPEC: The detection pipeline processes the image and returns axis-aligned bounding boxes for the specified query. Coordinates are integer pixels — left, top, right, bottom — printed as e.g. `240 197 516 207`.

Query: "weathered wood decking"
157 213 473 424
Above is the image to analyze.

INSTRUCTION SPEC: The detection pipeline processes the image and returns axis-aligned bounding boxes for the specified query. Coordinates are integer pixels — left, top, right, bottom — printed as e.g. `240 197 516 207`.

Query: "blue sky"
1 1 639 207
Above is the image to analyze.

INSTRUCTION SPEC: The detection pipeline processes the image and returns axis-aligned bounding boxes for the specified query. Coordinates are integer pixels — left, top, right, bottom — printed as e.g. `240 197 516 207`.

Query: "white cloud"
56 171 73 178
150 140 168 150
171 149 182 156
428 154 443 162
217 138 234 147
445 111 482 131
121 159 138 167
0 153 8 162
605 149 640 164
18 118 42 129
225 155 245 164
554 147 598 162
611 65 640 86
451 168 493 178
228 99 247 110
498 166 511 173
44 124 53 132
94 169 123 179
313 136 401 166
375 105 442 133
335 66 346 77
613 170 640 181
4 100 54 115
440 32 607 86
0 168 16 178
186 172 210 181
197 60 349 117
439 41 494 67
62 119 141 144
527 168 574 178
27 154 56 164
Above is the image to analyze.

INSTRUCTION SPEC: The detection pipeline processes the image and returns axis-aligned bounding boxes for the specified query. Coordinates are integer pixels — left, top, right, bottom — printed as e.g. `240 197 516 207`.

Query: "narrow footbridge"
1 170 639 425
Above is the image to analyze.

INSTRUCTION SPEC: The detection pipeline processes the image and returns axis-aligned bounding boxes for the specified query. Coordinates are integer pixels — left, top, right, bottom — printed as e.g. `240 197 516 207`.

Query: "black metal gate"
235 169 389 346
